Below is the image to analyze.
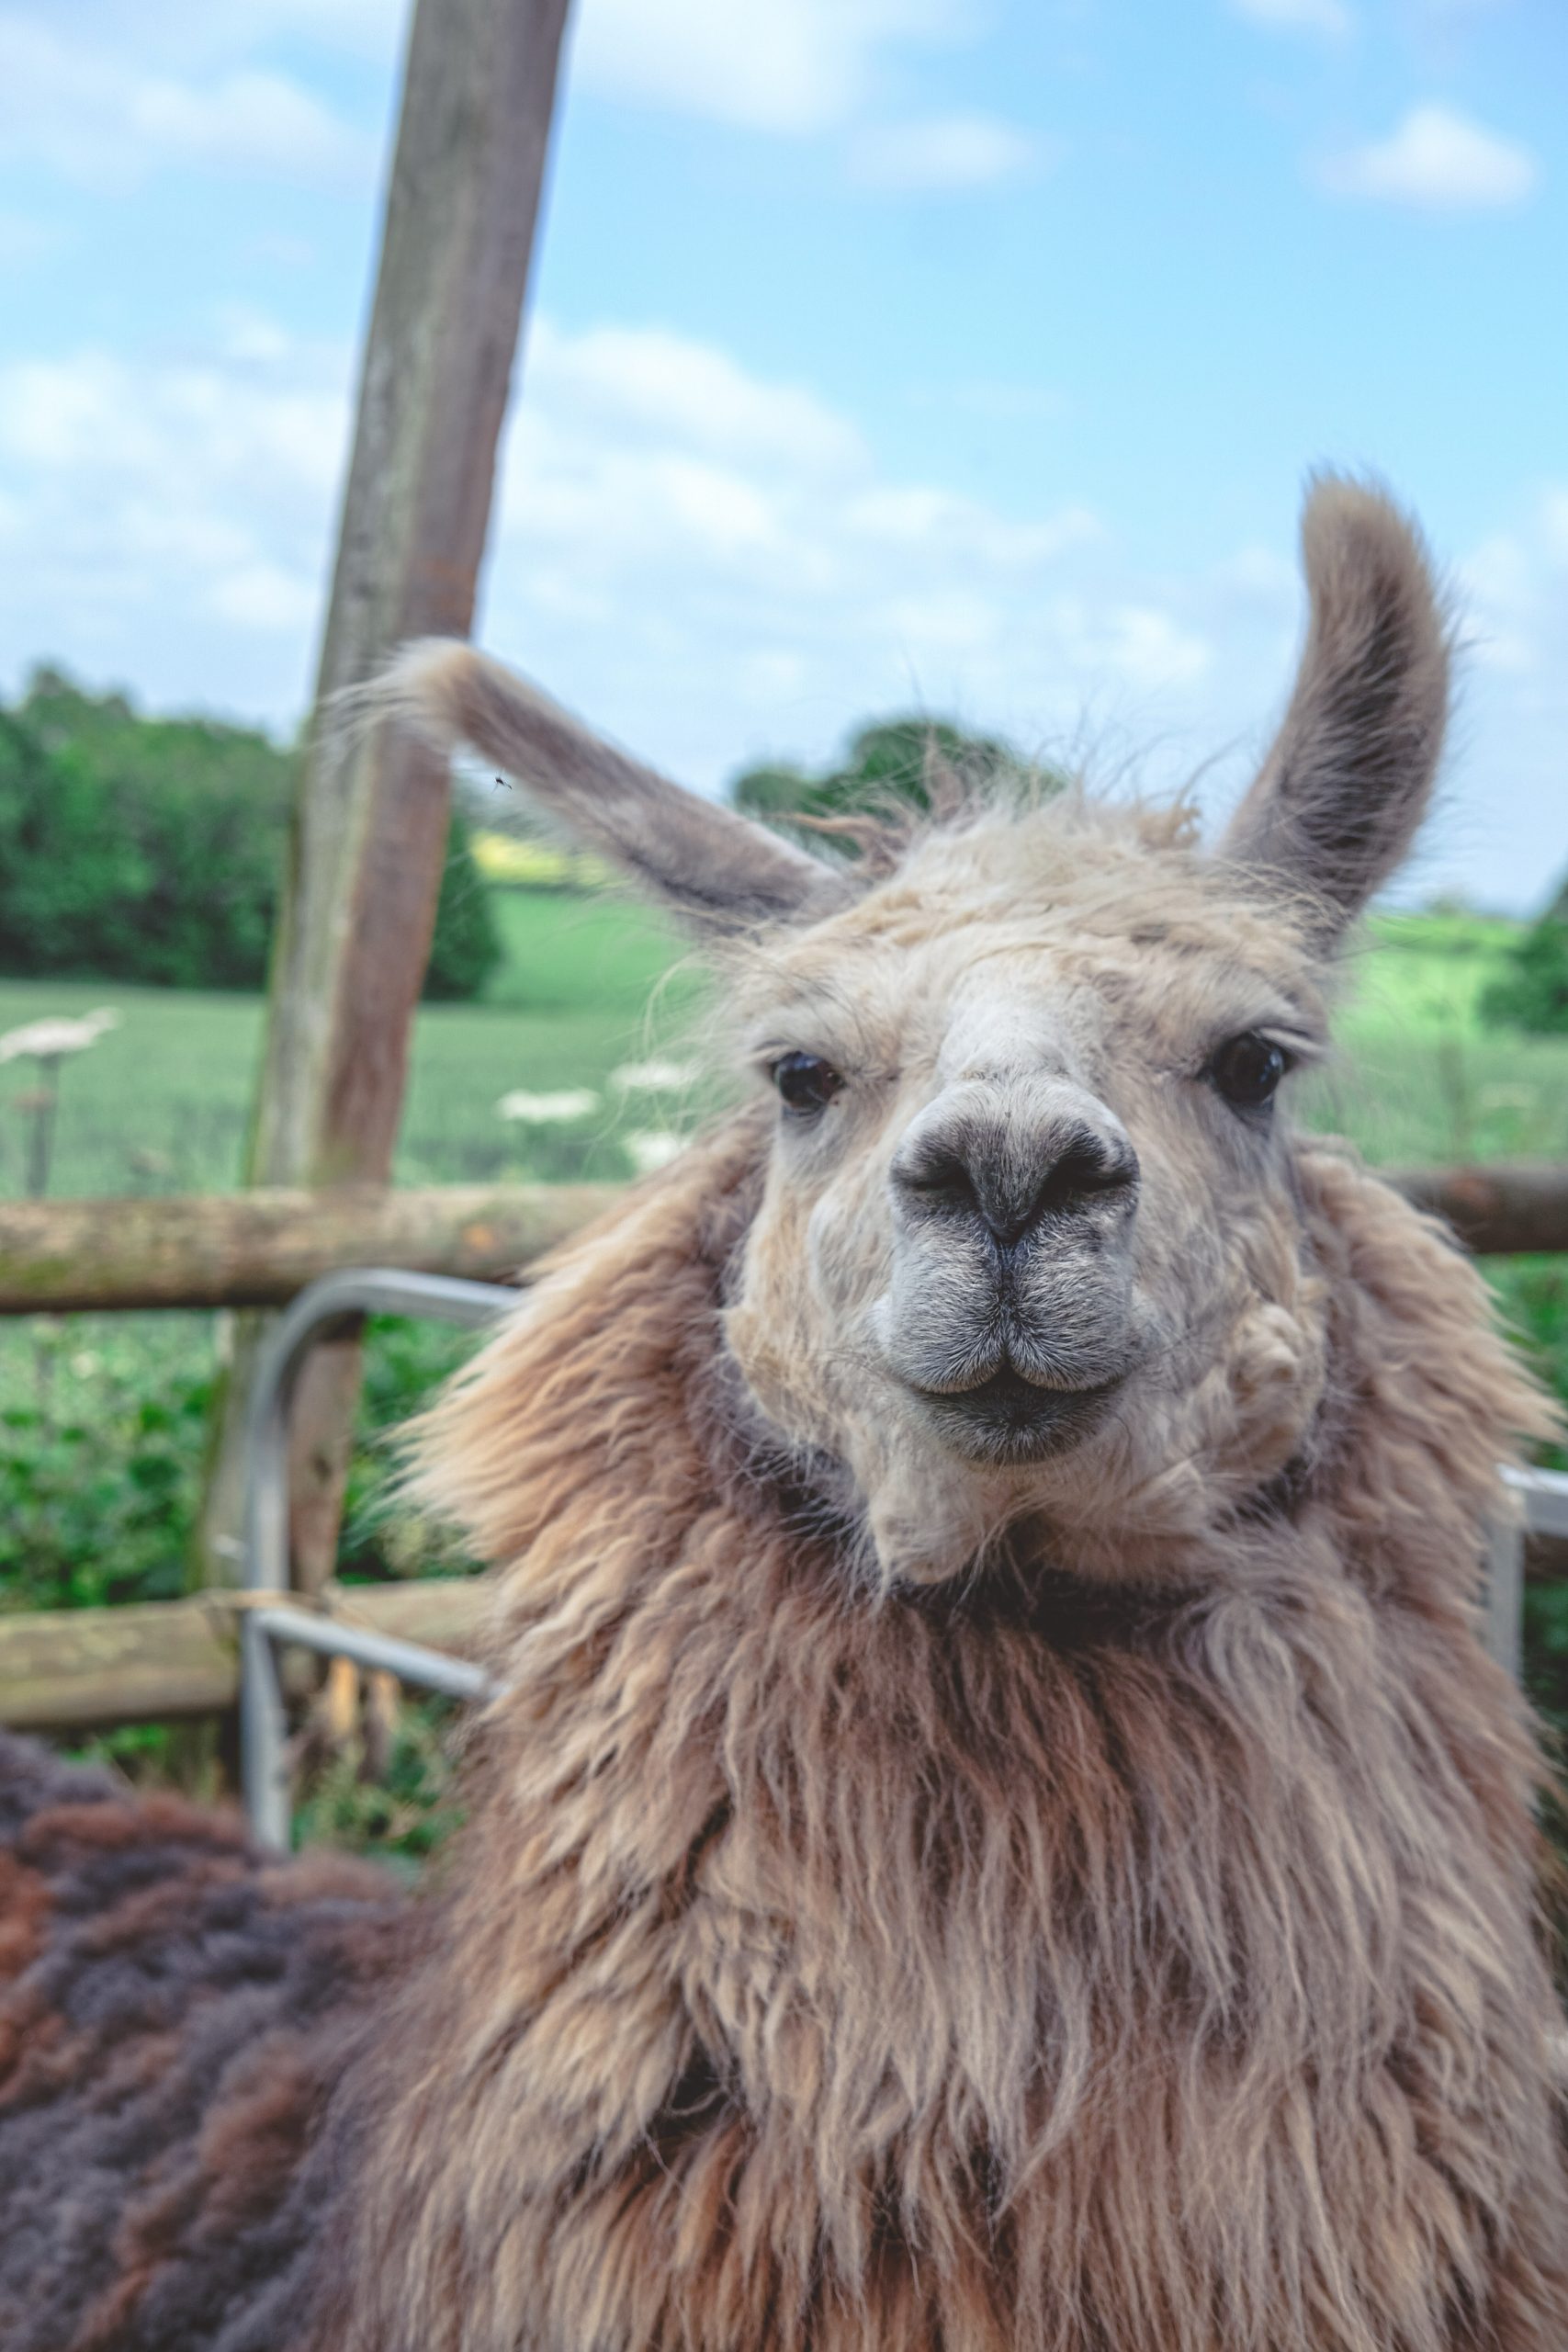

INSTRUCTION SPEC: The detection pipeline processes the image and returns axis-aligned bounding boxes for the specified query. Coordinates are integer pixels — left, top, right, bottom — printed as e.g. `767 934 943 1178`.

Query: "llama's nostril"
894 1118 1138 1249
893 1145 981 1220
1032 1139 1139 1219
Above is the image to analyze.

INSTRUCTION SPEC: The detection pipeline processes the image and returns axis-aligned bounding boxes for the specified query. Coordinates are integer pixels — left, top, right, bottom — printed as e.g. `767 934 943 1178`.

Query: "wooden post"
197 0 573 1594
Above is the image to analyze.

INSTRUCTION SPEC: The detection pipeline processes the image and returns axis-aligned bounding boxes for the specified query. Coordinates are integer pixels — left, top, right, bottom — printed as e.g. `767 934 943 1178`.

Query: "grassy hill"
0 899 1561 1202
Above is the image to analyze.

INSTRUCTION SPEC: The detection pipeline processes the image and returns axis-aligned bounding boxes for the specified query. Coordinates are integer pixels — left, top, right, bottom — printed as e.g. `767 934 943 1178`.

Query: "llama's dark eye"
772 1052 844 1114
1208 1031 1290 1114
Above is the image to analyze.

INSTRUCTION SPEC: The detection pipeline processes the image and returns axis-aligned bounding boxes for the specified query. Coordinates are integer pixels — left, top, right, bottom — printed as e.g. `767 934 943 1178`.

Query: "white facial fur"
720 802 1333 1586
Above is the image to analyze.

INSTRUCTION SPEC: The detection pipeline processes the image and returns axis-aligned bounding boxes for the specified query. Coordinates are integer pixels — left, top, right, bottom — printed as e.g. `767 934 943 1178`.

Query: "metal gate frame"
239 1270 1568 1847
240 1269 513 1845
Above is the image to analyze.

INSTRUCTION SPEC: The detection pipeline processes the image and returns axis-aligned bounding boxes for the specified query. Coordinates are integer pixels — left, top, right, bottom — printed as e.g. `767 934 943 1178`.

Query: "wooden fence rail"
0 1582 491 1731
0 1183 618 1314
0 1163 1562 1317
1391 1162 1568 1258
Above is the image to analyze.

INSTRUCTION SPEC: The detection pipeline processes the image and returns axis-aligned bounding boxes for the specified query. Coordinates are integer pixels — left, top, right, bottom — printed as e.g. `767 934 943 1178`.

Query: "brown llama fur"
2 478 1564 2349
305 482 1568 2349
307 1125 1568 2352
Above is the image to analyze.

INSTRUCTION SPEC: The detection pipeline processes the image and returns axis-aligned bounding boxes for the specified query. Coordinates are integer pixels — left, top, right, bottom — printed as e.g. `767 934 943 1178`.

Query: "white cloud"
0 0 400 70
848 113 1043 192
486 322 1220 788
0 324 350 714
8 311 1563 910
1317 103 1539 210
570 0 962 134
0 11 375 191
0 312 1226 797
1460 487 1568 672
0 0 987 186
1442 491 1568 908
1231 0 1352 37
523 322 864 475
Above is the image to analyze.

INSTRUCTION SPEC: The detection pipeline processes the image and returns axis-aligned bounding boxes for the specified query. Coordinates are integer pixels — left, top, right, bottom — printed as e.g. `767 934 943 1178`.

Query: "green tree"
423 805 502 1000
0 668 496 999
730 714 1046 845
1482 880 1568 1036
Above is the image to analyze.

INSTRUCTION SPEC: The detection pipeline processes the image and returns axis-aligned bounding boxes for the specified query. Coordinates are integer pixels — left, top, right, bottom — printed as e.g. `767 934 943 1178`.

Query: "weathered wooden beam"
0 1184 616 1314
1391 1161 1568 1258
1 1162 1564 1319
199 0 574 1593
0 1582 493 1733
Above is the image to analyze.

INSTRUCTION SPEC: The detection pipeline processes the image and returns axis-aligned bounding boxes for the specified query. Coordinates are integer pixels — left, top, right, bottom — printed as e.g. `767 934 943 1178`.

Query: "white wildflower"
608 1058 701 1095
625 1129 684 1175
0 1007 120 1063
1478 1084 1536 1113
495 1087 600 1124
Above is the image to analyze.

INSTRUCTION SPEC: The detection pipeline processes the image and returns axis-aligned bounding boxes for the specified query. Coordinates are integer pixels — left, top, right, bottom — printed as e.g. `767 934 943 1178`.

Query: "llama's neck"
331 1129 1561 2352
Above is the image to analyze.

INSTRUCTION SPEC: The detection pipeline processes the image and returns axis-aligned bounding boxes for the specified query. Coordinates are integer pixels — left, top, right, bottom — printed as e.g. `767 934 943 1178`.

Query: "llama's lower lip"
911 1365 1123 1465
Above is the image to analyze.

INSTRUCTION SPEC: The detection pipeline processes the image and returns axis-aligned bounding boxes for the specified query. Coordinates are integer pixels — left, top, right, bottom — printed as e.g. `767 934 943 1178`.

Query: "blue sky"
0 0 1563 908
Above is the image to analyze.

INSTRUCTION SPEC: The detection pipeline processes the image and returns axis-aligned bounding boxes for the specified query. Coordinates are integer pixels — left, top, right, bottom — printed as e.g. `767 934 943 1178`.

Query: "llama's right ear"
378 643 836 934
1218 478 1450 944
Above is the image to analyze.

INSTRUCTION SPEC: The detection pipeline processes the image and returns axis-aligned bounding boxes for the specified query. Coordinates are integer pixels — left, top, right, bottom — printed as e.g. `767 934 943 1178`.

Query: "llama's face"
719 814 1335 1580
401 477 1449 1582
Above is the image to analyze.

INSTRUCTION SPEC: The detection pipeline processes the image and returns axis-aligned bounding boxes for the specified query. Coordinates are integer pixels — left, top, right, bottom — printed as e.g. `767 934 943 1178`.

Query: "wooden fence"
3 1161 1565 1733
1 1161 1562 1317
0 1184 616 1313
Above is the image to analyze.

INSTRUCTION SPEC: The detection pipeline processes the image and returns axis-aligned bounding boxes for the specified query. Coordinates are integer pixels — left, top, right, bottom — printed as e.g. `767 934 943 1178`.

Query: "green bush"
731 714 1050 842
0 1328 213 1612
0 1314 481 1617
1481 910 1568 1037
0 669 498 1001
423 807 502 1001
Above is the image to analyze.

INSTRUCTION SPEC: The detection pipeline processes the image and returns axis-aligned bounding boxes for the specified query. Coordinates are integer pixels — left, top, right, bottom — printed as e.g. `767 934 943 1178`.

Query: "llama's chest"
642 1702 1544 2347
375 1626 1568 2352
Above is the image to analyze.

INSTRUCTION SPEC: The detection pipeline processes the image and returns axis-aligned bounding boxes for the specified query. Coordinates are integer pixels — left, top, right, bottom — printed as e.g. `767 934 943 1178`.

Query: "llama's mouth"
911 1364 1124 1465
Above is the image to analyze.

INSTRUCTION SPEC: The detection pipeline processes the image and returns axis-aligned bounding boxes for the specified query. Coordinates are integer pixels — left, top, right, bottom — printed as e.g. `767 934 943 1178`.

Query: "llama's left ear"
1219 477 1450 942
376 642 837 934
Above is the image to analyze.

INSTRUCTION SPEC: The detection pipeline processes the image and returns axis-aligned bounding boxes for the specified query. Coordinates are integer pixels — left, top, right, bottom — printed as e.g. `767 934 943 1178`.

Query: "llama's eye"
1208 1031 1291 1114
772 1052 844 1114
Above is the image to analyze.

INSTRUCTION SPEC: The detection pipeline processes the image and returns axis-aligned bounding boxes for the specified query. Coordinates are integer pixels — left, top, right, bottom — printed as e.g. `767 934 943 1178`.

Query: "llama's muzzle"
874 1073 1142 1464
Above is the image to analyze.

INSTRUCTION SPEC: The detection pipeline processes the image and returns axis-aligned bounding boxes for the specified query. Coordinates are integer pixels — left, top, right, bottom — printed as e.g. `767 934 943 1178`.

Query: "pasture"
3 899 1566 1202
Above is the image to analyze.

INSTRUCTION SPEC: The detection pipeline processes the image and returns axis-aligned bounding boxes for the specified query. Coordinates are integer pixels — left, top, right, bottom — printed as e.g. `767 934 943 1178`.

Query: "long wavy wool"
0 1736 400 2352
309 1124 1568 2352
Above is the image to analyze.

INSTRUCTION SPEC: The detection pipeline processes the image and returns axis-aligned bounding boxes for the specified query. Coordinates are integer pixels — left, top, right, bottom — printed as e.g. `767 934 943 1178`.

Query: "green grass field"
2 899 1563 1200
0 892 705 1199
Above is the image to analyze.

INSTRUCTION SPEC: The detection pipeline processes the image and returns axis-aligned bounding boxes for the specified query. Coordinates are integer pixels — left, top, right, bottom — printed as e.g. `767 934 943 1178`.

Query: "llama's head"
393 479 1449 1586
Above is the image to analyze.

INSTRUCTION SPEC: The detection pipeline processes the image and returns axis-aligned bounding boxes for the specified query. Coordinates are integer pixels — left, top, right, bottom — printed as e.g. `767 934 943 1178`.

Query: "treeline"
0 669 499 999
1483 885 1568 1037
731 714 1046 838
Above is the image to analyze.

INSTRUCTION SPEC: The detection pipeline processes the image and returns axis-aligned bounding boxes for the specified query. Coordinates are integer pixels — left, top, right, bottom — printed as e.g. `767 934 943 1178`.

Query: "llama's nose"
890 1085 1139 1250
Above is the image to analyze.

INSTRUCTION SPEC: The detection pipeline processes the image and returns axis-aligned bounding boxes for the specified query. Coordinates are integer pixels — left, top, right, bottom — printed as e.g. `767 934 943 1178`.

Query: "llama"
0 476 1564 2352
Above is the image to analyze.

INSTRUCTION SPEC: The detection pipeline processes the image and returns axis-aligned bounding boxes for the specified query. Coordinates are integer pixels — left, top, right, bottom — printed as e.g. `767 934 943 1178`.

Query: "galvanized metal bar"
241 1267 513 1845
1483 1515 1525 1683
241 1610 293 1853
242 1269 513 1600
1482 1466 1568 1681
252 1604 498 1703
1503 1462 1568 1542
